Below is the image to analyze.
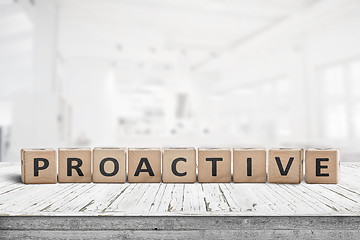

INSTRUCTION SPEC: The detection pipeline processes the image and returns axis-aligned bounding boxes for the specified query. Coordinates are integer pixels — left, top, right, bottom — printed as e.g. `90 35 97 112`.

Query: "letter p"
34 158 50 177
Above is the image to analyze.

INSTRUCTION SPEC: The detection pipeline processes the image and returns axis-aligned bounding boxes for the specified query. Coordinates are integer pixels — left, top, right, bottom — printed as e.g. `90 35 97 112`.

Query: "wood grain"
233 148 266 183
93 147 126 183
0 216 359 239
268 148 304 184
58 148 92 183
128 148 161 183
305 148 339 184
21 149 57 184
2 162 360 216
162 147 196 183
198 148 231 183
1 162 360 239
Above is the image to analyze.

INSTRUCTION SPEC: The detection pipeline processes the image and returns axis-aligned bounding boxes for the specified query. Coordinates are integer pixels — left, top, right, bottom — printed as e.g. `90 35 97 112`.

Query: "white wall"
195 0 360 151
1 0 360 161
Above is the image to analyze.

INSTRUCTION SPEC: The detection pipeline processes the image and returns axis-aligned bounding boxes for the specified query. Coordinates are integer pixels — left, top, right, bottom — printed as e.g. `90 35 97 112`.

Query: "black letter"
100 158 119 177
67 158 84 176
316 158 329 176
134 158 155 176
206 158 223 176
275 157 294 176
247 158 252 176
34 158 49 176
171 157 187 177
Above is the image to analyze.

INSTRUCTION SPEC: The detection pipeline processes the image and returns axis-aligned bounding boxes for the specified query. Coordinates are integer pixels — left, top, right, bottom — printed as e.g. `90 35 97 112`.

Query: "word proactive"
20 147 339 184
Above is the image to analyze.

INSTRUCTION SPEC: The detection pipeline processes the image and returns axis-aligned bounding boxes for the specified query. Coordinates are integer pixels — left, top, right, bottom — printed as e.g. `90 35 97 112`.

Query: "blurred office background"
0 0 360 162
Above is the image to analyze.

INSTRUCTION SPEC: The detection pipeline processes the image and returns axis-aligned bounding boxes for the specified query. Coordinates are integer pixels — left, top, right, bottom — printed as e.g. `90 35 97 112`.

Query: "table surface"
0 162 359 216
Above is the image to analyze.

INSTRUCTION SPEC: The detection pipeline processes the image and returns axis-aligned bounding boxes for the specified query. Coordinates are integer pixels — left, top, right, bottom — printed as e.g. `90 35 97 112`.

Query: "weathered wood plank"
1 216 360 230
1 229 360 240
0 163 359 216
0 216 360 240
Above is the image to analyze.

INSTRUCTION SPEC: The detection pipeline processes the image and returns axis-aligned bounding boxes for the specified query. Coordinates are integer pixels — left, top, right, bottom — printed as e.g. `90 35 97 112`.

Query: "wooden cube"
21 148 57 184
162 147 196 183
198 148 231 183
128 148 161 183
233 148 266 183
305 148 339 184
93 147 126 183
268 148 304 184
58 148 91 183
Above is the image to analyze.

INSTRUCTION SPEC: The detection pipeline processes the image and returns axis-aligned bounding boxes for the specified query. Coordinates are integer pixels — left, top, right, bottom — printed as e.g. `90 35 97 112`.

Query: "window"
324 104 348 139
319 59 360 140
323 66 345 96
350 62 360 96
233 76 292 140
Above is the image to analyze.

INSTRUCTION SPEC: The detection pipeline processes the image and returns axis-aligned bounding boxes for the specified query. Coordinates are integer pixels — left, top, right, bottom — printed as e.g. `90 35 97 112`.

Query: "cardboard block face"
198 148 231 183
93 147 126 183
162 147 196 183
268 148 303 184
21 148 57 184
128 148 161 183
233 148 266 183
58 148 91 183
305 148 339 184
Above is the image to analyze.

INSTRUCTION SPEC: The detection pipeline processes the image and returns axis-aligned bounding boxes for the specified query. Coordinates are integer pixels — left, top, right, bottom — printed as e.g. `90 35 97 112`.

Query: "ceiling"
58 0 316 68
0 0 317 69
0 0 321 98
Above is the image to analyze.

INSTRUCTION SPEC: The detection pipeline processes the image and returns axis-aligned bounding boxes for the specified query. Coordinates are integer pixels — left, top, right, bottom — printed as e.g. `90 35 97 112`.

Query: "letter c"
171 157 187 177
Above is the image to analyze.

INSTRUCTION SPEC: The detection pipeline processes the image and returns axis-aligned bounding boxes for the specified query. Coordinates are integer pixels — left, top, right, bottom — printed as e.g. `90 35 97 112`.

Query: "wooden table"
0 162 359 239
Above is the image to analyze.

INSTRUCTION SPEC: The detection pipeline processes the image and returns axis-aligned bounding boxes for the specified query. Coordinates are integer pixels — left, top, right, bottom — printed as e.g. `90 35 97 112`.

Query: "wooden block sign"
198 148 231 183
233 148 266 183
128 148 161 183
93 147 126 183
58 148 91 183
268 148 304 184
21 148 57 184
305 148 339 184
21 147 339 184
162 147 196 183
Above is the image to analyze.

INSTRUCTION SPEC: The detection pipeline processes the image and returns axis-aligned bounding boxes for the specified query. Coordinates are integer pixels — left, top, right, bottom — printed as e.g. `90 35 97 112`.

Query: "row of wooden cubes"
21 147 339 184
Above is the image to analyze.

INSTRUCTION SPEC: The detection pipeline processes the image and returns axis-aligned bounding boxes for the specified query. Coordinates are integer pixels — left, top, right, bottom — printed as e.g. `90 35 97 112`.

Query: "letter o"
100 158 119 177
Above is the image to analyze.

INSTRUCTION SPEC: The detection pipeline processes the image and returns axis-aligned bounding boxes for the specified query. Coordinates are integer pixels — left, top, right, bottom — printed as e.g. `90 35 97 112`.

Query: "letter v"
275 157 294 176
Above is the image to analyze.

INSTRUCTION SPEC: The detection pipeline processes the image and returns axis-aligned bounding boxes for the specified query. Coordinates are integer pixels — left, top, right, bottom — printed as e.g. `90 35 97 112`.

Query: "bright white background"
0 0 360 162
